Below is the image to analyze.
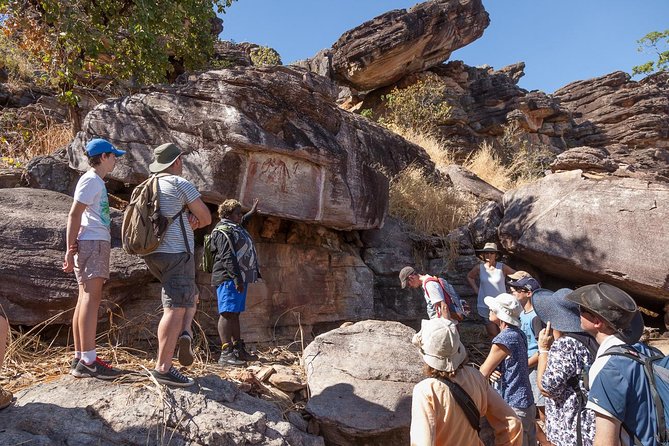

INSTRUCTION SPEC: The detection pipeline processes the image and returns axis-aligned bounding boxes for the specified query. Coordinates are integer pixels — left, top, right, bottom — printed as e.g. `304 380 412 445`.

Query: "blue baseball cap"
85 138 126 157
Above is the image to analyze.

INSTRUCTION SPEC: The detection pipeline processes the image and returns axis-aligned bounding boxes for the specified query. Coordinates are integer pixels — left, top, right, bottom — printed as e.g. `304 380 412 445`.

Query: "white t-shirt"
74 169 111 242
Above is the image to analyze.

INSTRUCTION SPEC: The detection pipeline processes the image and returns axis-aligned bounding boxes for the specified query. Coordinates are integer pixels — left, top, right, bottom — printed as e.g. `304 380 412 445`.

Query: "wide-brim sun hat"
484 293 521 326
149 143 182 173
412 318 467 372
565 282 644 344
475 242 499 253
532 288 583 333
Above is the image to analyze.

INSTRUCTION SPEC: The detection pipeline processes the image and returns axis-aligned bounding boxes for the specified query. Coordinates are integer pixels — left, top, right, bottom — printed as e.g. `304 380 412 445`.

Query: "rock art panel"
66 66 430 230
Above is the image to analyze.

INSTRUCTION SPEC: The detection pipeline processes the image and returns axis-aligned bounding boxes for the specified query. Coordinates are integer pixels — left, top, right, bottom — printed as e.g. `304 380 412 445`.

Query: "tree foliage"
632 30 669 76
250 46 282 66
379 75 452 133
0 0 236 100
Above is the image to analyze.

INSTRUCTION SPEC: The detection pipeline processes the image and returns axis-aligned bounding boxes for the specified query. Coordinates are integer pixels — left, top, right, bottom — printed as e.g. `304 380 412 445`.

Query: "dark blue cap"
85 138 125 157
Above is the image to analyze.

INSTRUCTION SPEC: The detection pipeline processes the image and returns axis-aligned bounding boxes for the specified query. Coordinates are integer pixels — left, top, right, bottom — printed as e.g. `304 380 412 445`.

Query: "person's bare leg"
72 285 83 353
156 307 185 373
180 297 197 336
78 278 104 352
0 315 8 369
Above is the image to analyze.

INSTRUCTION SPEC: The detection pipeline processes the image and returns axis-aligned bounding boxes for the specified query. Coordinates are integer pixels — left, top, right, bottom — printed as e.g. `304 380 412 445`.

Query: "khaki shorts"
74 240 111 284
144 252 197 308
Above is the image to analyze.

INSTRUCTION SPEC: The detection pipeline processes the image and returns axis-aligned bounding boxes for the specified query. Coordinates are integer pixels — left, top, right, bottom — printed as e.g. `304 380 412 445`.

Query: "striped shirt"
153 175 200 254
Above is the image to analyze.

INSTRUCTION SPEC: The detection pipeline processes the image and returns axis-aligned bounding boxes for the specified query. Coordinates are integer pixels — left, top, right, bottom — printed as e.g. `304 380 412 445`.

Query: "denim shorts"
217 280 247 314
74 240 111 284
144 252 197 308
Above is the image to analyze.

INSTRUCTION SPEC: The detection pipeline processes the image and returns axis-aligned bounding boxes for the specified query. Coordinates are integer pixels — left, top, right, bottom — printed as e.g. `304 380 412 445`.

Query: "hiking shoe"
69 357 80 375
177 331 194 367
235 339 259 362
218 345 245 366
72 357 124 380
0 387 12 410
151 366 195 387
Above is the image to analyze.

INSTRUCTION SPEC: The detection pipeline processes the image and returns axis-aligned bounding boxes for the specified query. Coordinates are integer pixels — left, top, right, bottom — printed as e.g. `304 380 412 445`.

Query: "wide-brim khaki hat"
475 242 499 253
149 143 182 173
412 318 467 372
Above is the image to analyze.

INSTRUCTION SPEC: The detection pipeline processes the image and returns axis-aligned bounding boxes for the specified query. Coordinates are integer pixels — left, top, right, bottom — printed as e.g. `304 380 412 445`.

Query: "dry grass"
0 307 305 417
389 165 479 237
388 124 456 170
0 114 72 168
464 141 514 191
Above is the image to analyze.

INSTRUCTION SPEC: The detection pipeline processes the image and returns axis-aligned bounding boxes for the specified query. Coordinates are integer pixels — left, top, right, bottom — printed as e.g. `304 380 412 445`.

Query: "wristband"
539 349 549 354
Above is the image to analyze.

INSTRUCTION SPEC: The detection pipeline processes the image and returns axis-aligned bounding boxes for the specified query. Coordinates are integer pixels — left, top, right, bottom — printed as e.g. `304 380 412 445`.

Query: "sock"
81 350 97 365
74 351 82 359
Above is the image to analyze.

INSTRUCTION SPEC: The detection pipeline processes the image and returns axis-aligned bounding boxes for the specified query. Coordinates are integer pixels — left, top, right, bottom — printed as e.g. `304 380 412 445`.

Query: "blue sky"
219 0 668 93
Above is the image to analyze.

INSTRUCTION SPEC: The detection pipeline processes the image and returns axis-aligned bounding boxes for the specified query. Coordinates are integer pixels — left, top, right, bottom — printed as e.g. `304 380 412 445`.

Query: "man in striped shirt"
143 143 211 387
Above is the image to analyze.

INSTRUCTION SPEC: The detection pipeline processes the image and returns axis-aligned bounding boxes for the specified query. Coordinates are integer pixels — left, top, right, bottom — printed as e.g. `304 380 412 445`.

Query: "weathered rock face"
303 320 423 445
555 71 669 151
0 374 323 446
324 0 489 91
0 188 151 325
498 170 669 307
67 66 432 231
25 151 80 195
358 61 573 157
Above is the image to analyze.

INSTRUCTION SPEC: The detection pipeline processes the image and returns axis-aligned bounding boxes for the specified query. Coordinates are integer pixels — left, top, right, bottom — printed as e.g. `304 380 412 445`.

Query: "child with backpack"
533 288 598 446
480 293 536 446
209 198 261 365
399 266 468 323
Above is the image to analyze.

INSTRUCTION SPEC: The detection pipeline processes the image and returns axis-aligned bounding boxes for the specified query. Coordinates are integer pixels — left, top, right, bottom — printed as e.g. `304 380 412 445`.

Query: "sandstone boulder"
498 170 669 306
326 0 489 91
303 320 423 445
67 66 432 231
0 187 151 325
0 374 323 446
25 152 80 195
550 146 618 173
444 164 503 202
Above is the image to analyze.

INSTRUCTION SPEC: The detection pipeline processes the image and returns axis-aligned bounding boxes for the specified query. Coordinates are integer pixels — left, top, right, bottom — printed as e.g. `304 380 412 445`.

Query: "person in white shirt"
63 138 126 380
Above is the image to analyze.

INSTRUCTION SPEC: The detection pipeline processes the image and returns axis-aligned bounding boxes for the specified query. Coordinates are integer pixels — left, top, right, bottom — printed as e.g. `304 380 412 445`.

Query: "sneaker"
218 344 245 366
0 387 12 410
235 339 259 362
71 357 124 380
177 331 194 367
151 366 195 387
69 357 80 375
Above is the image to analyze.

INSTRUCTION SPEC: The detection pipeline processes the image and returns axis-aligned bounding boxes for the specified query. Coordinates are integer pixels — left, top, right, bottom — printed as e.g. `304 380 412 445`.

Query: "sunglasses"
579 305 596 317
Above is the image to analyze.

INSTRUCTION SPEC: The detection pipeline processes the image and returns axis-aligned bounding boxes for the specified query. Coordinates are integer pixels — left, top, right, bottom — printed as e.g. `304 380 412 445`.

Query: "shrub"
0 112 71 165
388 165 479 237
250 46 282 66
380 74 451 133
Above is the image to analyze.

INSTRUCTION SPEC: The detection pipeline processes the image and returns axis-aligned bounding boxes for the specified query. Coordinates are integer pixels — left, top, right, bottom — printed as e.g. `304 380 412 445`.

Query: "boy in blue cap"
63 138 126 380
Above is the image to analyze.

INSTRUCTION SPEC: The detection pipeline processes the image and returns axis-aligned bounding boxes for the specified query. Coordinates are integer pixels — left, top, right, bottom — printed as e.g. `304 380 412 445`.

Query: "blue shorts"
217 280 247 314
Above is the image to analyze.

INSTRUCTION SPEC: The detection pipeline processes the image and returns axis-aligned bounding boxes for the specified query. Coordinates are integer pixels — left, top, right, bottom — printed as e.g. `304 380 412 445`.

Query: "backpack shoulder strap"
601 344 669 445
437 377 480 432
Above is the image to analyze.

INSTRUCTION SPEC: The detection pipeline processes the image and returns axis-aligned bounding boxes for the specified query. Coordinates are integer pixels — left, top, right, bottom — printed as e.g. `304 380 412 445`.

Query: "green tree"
0 0 236 100
250 46 282 66
379 75 451 133
632 30 669 76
